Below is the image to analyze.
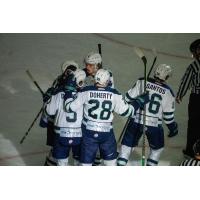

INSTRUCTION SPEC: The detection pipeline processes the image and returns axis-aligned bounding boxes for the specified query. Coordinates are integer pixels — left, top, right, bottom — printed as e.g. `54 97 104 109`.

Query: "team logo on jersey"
94 133 99 138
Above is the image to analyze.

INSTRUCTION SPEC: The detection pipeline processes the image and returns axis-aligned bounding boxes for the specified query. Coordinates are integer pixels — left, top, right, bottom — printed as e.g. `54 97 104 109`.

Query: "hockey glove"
63 74 76 92
43 87 54 103
130 92 150 110
39 117 48 128
167 122 178 137
57 72 71 88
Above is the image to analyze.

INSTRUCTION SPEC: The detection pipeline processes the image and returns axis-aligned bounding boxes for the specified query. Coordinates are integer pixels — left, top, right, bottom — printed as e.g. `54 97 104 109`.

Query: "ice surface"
0 33 199 165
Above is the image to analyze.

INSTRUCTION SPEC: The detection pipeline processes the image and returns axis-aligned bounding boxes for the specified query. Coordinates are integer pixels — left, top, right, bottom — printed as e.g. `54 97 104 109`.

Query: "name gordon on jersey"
146 83 166 94
90 91 112 99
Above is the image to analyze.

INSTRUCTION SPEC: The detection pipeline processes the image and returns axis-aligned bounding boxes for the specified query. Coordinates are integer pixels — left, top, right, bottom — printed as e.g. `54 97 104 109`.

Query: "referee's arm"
176 65 193 103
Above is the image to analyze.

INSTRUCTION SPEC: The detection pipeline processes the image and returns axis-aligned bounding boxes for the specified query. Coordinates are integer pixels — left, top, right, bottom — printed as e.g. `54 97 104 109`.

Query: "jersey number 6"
148 93 162 114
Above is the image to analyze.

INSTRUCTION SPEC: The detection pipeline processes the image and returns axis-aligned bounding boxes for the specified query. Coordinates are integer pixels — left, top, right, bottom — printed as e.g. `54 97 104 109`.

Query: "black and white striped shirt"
177 59 200 99
180 158 200 166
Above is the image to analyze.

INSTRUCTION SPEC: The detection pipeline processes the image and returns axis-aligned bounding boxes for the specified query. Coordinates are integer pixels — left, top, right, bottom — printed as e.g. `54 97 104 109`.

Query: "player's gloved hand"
167 122 178 137
63 74 76 92
39 117 48 128
130 91 150 110
43 87 54 103
57 71 72 87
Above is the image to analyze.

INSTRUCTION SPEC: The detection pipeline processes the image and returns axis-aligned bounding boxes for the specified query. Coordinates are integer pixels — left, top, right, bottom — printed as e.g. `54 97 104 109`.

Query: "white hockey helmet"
95 69 110 86
154 64 172 81
61 60 79 73
74 69 86 88
84 52 102 66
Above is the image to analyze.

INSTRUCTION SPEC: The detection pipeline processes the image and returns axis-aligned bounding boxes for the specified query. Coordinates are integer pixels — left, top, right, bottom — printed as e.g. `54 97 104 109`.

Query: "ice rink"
0 33 199 166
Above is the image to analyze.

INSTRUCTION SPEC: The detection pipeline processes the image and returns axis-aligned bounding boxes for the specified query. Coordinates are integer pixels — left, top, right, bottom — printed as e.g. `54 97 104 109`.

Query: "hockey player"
40 60 79 166
83 52 114 165
44 69 86 166
117 64 178 166
84 52 114 88
65 69 150 166
43 60 79 103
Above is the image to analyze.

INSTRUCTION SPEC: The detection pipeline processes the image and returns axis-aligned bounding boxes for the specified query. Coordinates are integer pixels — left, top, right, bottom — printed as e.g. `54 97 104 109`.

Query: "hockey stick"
117 48 157 144
147 48 157 78
134 47 147 166
134 47 147 67
98 43 103 69
26 70 44 96
117 117 130 144
98 43 102 56
20 70 45 144
20 106 43 144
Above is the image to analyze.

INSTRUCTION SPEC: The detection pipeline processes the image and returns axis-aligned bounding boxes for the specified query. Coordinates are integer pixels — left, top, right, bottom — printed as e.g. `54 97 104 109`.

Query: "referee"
180 140 200 166
176 39 200 158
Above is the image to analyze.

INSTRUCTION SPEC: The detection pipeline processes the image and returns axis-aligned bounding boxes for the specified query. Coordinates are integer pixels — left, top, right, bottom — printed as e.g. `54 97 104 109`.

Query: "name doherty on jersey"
90 92 112 99
146 83 166 94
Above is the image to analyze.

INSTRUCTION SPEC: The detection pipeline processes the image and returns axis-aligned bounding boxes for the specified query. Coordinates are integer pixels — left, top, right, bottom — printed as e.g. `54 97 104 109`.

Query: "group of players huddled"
39 51 179 166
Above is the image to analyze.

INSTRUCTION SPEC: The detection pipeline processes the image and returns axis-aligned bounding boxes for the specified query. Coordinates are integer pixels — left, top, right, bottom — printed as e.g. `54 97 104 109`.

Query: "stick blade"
134 47 147 66
134 47 145 58
152 48 157 57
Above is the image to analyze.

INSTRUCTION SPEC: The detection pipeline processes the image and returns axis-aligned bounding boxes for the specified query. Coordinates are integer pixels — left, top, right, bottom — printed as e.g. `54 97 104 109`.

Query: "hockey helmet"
154 64 172 81
95 69 110 86
84 52 102 67
61 60 79 73
74 69 86 88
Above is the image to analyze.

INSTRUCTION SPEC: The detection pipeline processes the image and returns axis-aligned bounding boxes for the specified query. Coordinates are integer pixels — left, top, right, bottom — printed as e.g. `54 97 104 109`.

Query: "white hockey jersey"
65 86 133 132
45 91 83 137
125 78 175 127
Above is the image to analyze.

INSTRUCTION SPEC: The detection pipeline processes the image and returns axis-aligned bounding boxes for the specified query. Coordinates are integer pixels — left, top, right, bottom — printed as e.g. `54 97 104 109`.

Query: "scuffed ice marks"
0 69 54 95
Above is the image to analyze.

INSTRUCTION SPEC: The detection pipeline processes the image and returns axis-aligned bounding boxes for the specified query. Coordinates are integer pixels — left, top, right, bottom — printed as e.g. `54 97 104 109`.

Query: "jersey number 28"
88 99 112 120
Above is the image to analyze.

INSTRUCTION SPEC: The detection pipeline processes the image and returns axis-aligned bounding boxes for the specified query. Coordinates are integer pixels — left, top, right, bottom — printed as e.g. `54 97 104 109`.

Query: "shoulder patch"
162 84 175 97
